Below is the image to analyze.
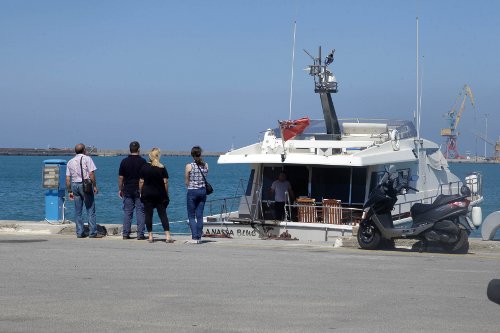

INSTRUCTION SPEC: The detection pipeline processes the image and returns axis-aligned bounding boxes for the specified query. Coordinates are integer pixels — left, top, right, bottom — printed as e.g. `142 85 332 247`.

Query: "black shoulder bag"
195 163 213 195
80 157 94 194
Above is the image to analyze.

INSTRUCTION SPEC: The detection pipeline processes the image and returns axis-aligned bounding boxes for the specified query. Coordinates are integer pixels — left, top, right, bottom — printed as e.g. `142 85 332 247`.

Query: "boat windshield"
272 119 417 140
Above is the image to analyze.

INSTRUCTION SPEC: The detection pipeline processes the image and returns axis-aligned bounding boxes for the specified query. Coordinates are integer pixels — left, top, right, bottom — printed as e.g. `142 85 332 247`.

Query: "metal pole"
485 113 488 158
288 21 297 120
416 17 419 140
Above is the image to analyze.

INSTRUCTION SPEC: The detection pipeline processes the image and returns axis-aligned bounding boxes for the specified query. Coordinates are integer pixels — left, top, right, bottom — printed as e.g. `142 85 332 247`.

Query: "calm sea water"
0 156 498 236
0 155 249 234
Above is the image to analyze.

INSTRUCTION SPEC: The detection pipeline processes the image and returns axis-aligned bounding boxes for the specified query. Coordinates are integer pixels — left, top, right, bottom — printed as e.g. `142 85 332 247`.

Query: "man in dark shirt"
118 141 147 240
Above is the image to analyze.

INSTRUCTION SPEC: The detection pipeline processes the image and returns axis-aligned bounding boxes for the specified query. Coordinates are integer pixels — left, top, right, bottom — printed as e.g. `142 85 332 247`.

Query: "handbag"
80 157 94 194
195 163 213 195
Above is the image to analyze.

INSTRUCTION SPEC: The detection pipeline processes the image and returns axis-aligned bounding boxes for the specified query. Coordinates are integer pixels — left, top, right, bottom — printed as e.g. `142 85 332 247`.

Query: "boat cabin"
223 119 422 226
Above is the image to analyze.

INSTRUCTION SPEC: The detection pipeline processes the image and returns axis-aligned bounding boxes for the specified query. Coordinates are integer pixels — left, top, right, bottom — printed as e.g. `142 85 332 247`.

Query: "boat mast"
305 46 341 138
416 17 420 141
288 21 297 120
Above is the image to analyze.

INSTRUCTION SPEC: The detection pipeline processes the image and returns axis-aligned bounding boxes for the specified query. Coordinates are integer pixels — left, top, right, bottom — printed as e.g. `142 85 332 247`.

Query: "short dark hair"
191 146 202 157
75 143 85 154
129 141 140 153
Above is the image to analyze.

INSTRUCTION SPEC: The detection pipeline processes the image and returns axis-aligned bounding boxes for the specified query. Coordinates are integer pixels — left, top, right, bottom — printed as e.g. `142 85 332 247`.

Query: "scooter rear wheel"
357 221 382 250
442 229 469 254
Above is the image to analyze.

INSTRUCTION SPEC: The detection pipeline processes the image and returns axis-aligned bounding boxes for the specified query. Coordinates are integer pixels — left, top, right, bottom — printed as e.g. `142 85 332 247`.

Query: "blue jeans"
122 193 145 238
71 183 97 237
187 188 206 240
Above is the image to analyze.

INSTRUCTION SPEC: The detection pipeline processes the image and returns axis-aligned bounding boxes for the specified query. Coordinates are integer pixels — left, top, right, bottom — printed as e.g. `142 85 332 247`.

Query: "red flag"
279 117 310 141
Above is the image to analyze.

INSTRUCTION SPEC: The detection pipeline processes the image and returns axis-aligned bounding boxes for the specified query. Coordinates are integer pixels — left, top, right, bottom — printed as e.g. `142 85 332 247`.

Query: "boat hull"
204 220 353 242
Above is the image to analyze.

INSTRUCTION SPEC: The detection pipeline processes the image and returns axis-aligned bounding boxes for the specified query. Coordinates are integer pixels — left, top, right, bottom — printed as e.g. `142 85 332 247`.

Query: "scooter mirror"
460 185 471 197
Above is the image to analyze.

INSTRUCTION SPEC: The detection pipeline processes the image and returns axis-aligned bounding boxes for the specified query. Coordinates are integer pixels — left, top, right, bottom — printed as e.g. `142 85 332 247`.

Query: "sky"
1 0 499 156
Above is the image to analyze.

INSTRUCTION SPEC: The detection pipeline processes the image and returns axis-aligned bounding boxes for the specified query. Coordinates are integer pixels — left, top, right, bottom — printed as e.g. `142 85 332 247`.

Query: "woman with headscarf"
184 146 208 244
139 148 172 243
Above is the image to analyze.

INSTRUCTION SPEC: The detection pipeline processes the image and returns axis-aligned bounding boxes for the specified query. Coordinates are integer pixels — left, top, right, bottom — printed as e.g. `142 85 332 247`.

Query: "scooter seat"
411 194 462 216
411 203 434 216
432 194 461 206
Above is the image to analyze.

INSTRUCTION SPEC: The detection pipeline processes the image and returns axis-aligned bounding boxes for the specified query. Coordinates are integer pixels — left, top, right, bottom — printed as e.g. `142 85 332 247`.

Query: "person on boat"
185 146 209 244
139 148 172 244
65 143 103 238
118 141 147 240
269 172 294 221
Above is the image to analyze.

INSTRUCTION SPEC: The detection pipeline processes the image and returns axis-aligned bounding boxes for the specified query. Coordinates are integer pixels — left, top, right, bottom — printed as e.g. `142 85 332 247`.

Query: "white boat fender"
471 206 482 227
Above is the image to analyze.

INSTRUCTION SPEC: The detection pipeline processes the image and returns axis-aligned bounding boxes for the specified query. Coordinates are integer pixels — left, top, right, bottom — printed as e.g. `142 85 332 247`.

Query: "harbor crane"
441 84 476 159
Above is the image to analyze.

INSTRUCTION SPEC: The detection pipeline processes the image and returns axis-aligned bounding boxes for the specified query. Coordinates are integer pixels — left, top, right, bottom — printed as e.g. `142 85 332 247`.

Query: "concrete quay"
0 220 124 237
1 220 500 333
2 220 500 253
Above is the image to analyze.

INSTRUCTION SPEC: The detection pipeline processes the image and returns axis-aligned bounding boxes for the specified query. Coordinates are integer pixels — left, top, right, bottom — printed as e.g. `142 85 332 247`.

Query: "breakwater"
448 158 500 164
0 147 223 156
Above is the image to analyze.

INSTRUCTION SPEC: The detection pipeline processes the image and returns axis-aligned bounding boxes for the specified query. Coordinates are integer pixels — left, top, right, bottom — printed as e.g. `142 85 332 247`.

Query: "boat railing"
204 197 241 222
288 179 472 225
272 118 417 141
285 200 363 225
205 177 482 225
204 178 251 222
391 179 478 217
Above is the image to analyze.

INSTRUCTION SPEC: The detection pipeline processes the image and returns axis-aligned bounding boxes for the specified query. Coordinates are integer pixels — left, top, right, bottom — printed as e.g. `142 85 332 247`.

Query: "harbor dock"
1 221 500 332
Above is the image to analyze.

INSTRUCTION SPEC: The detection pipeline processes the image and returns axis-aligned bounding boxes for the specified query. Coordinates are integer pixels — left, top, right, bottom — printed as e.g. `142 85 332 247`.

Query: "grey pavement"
1 223 500 332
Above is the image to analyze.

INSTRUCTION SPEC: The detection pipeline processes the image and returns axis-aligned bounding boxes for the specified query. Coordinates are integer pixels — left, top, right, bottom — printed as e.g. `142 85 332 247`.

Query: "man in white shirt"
65 143 103 238
269 172 294 221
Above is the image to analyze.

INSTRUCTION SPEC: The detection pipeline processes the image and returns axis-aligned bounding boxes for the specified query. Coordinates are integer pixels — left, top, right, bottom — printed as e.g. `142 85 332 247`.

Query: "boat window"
284 166 309 198
263 165 367 205
397 168 410 181
351 168 368 204
262 167 277 201
394 168 410 188
370 171 386 191
262 166 309 201
245 169 255 196
311 167 357 203
369 168 411 191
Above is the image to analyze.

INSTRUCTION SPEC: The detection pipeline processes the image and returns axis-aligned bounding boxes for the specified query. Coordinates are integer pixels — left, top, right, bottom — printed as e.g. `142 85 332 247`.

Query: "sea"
0 155 498 237
0 155 249 235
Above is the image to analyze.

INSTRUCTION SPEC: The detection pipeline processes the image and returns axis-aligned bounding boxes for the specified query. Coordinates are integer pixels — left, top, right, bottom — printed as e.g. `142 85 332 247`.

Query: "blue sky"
1 0 498 156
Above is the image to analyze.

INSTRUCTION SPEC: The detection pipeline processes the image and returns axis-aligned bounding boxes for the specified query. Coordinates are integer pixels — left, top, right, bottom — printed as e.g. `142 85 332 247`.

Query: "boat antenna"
288 20 297 120
419 56 424 137
304 46 340 138
416 16 420 142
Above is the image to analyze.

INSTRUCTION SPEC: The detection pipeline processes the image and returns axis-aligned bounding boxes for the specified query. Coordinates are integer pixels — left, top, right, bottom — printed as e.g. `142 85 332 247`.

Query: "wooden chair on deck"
296 198 316 223
322 199 342 224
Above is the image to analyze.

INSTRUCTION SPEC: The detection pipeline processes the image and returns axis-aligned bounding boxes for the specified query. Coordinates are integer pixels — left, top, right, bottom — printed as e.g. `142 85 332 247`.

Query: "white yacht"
204 47 483 242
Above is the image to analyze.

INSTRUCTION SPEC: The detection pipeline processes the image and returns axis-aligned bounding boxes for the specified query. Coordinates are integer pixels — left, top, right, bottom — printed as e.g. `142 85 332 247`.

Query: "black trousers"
143 201 169 232
274 201 286 221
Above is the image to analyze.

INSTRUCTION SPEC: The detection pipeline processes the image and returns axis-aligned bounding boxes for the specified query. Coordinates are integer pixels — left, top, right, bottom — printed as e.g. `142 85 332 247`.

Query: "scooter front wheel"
357 221 382 250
